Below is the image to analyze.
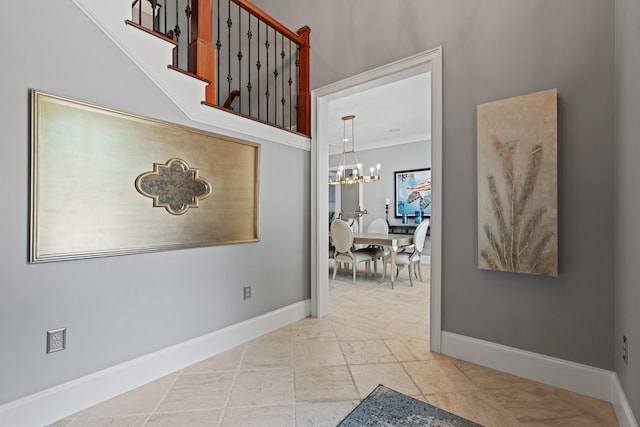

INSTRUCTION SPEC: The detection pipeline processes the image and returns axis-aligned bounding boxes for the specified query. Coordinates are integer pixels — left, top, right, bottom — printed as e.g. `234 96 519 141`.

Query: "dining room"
328 141 431 288
326 69 432 288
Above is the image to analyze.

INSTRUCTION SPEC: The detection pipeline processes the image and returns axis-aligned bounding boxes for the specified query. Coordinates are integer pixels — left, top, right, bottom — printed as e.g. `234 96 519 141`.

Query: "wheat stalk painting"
477 89 558 276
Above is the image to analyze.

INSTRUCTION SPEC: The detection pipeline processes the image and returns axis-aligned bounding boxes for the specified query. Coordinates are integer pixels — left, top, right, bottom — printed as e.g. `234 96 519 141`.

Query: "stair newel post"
188 0 217 104
296 25 310 137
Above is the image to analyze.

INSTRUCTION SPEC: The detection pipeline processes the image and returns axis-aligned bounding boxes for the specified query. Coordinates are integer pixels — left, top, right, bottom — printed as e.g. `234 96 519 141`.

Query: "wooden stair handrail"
230 0 306 47
187 0 310 136
222 90 241 109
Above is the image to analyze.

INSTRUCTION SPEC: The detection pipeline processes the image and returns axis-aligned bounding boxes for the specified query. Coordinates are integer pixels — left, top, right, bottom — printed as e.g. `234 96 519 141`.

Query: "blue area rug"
338 385 484 426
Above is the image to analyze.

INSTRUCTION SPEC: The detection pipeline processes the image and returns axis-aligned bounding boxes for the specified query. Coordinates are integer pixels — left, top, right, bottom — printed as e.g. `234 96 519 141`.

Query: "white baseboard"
441 331 638 427
0 300 311 427
612 374 639 427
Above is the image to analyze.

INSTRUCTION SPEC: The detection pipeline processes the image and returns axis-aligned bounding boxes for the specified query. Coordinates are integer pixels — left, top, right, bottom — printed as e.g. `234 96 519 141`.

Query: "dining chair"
367 217 388 234
359 218 389 278
332 218 358 270
382 220 430 286
331 219 372 282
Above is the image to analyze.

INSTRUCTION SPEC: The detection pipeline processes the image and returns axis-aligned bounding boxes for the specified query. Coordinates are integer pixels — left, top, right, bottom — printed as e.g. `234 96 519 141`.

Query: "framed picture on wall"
394 168 431 218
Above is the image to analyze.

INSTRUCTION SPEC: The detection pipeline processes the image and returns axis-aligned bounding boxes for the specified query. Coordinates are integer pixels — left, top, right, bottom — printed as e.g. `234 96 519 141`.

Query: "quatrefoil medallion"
135 158 211 215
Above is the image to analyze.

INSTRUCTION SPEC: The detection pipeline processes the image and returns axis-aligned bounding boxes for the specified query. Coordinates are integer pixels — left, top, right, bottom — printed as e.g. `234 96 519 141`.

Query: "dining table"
352 232 414 289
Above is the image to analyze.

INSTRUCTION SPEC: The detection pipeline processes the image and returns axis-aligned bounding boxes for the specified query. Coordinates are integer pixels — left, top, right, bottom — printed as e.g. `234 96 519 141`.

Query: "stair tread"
125 19 177 46
167 65 211 84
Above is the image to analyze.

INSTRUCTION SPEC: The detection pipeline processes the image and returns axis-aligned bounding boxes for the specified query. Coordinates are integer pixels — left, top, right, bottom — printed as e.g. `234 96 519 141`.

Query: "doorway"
311 47 443 352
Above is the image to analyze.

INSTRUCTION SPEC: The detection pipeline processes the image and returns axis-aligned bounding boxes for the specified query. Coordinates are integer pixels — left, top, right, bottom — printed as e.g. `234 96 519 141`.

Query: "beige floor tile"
220 405 293 427
293 318 337 341
453 360 545 392
241 341 293 370
68 415 148 427
294 340 346 367
332 311 404 341
251 324 293 343
384 337 437 362
331 269 380 285
381 318 429 340
545 386 619 426
245 337 294 352
488 387 595 426
423 390 523 426
331 320 382 341
144 409 222 426
75 375 177 418
329 313 383 332
181 346 244 373
249 325 293 345
340 340 397 365
295 401 359 427
227 369 293 407
294 365 359 402
368 325 412 341
349 363 421 398
331 304 387 321
403 359 479 395
155 372 235 412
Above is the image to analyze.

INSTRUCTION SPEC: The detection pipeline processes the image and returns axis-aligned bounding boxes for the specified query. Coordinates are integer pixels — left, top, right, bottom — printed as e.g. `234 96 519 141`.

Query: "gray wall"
331 141 431 229
0 0 309 404
256 0 615 369
615 0 640 416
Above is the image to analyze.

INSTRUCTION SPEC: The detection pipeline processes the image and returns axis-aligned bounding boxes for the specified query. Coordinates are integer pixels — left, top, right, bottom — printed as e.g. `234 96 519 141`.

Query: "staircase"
70 0 310 151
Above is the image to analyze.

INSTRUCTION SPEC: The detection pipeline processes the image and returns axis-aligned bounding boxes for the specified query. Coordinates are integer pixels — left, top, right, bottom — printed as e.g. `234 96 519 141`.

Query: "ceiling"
326 71 431 155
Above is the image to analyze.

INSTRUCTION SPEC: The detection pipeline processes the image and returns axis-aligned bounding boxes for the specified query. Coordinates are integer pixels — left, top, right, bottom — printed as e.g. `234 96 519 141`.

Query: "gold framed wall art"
30 90 260 262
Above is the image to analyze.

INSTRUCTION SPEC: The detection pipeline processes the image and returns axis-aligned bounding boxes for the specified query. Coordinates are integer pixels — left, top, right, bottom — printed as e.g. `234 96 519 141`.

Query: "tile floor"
50 265 619 426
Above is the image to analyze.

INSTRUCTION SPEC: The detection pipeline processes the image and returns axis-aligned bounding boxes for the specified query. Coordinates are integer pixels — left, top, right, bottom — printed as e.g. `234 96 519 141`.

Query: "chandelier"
329 115 380 185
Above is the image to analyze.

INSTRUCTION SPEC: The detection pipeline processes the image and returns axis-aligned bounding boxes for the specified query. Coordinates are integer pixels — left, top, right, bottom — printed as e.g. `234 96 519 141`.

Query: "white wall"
0 0 309 405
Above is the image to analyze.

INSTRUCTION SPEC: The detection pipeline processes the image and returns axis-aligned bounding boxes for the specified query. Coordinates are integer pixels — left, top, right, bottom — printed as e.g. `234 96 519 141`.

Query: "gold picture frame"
30 90 260 263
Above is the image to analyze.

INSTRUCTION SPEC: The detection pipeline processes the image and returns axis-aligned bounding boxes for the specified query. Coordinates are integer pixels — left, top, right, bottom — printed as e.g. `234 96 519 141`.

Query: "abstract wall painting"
394 168 432 218
30 90 260 263
477 89 558 276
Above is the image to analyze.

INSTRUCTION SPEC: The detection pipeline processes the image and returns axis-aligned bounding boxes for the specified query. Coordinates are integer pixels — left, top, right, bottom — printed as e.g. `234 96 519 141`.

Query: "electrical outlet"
243 286 252 300
623 335 628 365
47 328 66 354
